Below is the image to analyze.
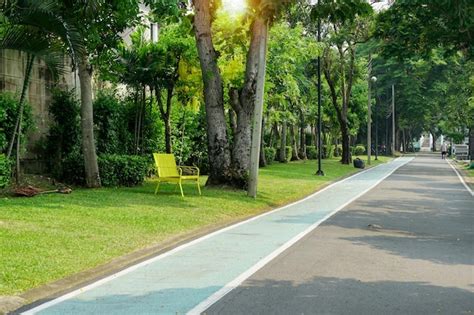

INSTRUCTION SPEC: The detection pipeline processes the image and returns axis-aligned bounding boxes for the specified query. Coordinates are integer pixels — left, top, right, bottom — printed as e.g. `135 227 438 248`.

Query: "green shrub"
333 144 342 157
0 154 11 188
0 92 33 153
264 147 276 164
45 89 81 176
323 145 334 159
61 153 86 186
99 155 149 187
61 154 149 187
277 146 292 163
94 92 126 155
307 146 318 159
353 145 365 156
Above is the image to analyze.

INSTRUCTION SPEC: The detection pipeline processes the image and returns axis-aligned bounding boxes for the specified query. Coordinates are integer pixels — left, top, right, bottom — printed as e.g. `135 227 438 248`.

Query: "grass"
0 156 390 296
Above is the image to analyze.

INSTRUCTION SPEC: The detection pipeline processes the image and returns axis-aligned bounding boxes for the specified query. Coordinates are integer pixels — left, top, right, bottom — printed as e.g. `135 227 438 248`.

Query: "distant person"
441 142 447 159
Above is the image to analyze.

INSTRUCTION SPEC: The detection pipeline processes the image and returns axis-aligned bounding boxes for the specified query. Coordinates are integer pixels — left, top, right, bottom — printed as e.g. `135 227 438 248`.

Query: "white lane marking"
188 157 413 315
446 159 474 196
22 158 407 315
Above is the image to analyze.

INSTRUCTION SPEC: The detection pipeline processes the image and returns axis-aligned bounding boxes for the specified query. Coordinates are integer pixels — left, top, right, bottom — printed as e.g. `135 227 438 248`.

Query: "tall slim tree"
58 0 141 187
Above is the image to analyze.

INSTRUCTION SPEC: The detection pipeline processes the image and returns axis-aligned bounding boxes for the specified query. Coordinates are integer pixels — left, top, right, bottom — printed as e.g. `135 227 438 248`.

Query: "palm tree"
1 0 83 183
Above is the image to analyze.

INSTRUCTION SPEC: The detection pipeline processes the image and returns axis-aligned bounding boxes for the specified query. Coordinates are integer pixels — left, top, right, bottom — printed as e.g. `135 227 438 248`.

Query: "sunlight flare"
222 0 247 17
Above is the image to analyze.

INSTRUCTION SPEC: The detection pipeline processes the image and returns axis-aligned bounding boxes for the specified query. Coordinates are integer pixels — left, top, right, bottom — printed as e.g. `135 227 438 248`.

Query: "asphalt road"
205 154 474 315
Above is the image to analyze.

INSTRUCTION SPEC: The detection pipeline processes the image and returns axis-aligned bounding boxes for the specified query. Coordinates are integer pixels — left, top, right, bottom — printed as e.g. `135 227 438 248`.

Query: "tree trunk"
290 125 299 161
231 94 253 184
279 121 287 162
311 124 317 147
299 111 307 159
228 106 237 141
431 131 437 152
269 123 279 148
193 0 231 185
133 87 140 154
230 16 268 188
156 87 173 154
165 86 173 154
78 56 100 188
259 117 267 167
7 55 35 160
340 123 351 164
9 54 34 184
469 128 474 164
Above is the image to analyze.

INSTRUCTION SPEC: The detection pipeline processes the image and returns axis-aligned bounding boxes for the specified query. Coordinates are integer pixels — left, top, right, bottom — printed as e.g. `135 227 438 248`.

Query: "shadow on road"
206 276 474 315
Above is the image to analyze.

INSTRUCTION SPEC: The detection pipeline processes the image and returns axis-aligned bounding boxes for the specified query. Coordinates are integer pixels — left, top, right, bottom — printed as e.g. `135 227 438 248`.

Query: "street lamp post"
316 15 324 176
367 55 377 165
374 79 378 160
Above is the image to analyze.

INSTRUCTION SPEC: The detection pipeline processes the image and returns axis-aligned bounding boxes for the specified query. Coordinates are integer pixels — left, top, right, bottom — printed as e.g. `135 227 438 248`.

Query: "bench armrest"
177 166 200 176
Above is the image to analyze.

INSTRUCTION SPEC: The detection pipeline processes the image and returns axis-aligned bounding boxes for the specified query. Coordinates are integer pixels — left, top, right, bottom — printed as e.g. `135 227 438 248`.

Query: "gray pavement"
205 154 474 314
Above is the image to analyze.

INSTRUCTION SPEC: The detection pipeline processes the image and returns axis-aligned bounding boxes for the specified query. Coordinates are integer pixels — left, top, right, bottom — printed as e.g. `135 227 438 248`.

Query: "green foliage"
45 89 81 176
98 155 149 187
0 0 83 76
172 106 208 171
353 145 365 156
0 92 33 153
277 146 293 163
59 0 141 67
62 153 149 187
323 144 334 159
307 146 318 160
375 0 474 59
61 152 85 186
0 154 11 188
264 147 277 164
93 92 125 155
311 0 373 23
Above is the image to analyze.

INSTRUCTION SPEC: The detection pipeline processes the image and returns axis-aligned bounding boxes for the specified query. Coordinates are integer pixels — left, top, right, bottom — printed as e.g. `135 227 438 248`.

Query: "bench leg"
179 180 184 198
196 180 201 196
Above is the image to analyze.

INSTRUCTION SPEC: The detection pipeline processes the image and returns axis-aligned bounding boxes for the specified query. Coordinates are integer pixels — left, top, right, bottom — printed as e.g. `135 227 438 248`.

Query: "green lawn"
0 156 390 295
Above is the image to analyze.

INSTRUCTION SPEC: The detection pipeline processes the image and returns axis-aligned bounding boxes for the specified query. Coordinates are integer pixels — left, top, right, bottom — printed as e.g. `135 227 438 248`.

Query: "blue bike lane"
24 157 413 315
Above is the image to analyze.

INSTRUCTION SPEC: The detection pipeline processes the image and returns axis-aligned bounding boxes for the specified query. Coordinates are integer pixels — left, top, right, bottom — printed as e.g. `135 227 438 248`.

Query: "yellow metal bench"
153 153 201 197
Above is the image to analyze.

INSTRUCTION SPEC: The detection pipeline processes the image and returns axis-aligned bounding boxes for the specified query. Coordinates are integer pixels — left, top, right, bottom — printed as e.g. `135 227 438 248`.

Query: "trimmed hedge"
264 147 276 164
0 154 10 188
61 154 149 187
353 145 365 156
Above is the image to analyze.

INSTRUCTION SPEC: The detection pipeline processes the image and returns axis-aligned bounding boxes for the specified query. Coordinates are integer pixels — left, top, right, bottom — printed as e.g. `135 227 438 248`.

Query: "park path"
205 153 474 314
24 157 414 314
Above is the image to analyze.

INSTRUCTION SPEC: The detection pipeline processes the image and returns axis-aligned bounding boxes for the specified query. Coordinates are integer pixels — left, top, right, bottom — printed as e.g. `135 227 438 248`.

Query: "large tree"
192 0 292 188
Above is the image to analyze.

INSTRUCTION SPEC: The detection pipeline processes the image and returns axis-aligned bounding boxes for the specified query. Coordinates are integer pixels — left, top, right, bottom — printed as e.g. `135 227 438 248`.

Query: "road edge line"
446 159 474 196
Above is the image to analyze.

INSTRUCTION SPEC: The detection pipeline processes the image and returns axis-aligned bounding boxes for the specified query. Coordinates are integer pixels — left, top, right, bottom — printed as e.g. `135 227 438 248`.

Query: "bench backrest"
153 153 179 178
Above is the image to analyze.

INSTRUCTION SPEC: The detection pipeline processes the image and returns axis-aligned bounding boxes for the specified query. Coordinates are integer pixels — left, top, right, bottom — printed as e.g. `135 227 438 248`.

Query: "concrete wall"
0 50 77 163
